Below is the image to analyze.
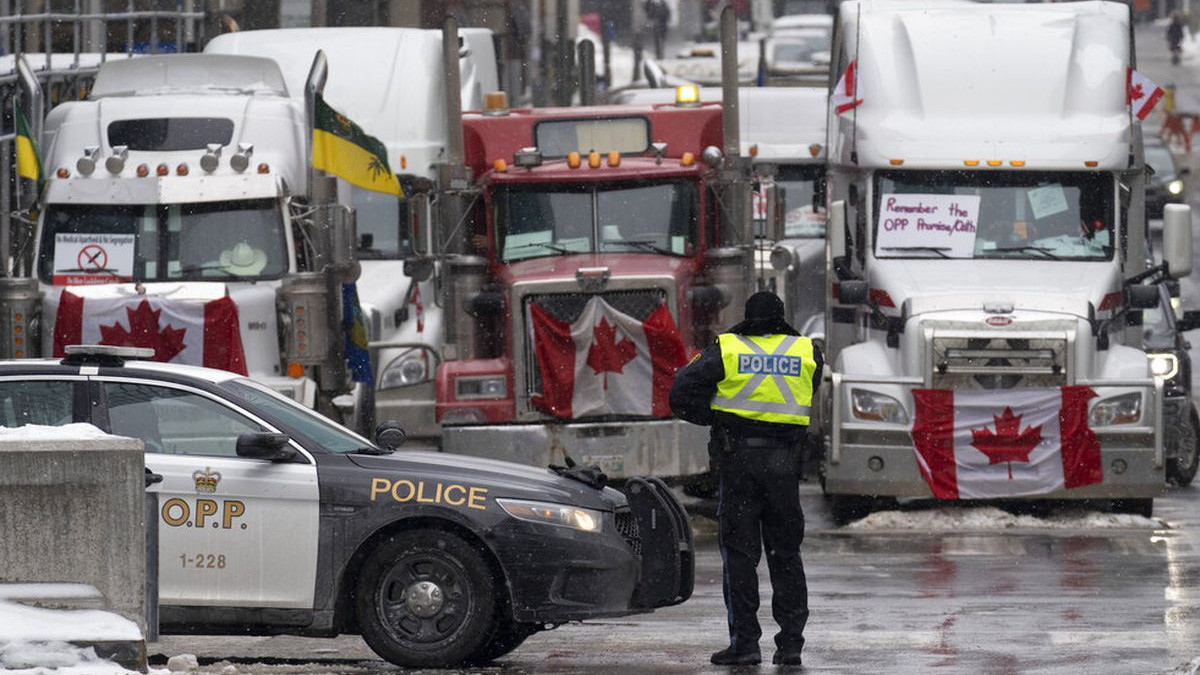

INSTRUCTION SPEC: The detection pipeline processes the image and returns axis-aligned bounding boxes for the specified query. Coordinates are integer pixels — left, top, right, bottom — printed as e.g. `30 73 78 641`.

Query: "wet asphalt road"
147 19 1200 675
150 482 1200 675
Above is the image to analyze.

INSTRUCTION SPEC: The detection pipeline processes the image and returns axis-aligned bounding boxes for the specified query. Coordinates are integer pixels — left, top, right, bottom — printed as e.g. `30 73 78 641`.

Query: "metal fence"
1 1 207 275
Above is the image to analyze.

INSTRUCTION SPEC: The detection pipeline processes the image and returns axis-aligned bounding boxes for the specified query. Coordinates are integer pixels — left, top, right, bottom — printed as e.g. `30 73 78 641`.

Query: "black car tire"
355 530 496 668
466 615 539 664
1167 407 1200 487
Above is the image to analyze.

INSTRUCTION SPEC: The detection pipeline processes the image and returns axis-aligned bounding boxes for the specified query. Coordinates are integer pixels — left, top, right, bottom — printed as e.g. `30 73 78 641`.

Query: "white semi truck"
820 0 1193 523
1 53 357 409
204 27 500 438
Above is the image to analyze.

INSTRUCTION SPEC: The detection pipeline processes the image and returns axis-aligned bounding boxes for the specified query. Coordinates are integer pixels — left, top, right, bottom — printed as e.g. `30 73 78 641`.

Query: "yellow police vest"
710 333 816 426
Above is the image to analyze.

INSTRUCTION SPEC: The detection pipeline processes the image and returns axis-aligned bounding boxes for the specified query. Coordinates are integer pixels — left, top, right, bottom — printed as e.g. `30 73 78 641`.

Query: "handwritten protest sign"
877 193 981 258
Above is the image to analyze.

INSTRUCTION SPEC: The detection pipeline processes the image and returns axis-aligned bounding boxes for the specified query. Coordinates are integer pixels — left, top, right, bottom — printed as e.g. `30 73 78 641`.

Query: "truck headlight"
496 498 603 533
1168 179 1185 196
455 375 507 400
1147 352 1180 380
850 389 909 424
379 354 428 390
1089 392 1142 426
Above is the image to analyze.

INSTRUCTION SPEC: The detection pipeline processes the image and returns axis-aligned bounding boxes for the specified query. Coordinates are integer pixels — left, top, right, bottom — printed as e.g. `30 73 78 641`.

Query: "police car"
0 346 693 667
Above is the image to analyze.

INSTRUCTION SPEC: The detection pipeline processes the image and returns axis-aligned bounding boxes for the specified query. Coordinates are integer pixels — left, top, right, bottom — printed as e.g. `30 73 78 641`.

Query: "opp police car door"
96 377 319 612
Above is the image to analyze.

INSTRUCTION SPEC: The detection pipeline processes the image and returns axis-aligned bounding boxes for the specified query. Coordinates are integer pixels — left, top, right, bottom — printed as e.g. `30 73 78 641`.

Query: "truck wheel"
829 494 872 526
355 530 495 668
1112 498 1153 518
466 616 539 664
1167 408 1200 487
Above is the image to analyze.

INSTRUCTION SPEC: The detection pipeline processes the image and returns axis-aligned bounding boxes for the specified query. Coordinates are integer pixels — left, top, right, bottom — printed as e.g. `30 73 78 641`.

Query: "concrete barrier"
0 434 146 634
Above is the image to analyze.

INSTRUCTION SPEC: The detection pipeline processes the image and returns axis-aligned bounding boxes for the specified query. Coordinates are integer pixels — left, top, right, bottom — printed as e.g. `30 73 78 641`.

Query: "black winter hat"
744 291 786 321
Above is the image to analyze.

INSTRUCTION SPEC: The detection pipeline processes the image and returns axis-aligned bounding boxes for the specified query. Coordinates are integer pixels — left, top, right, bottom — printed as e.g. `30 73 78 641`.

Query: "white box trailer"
820 0 1193 522
205 27 500 438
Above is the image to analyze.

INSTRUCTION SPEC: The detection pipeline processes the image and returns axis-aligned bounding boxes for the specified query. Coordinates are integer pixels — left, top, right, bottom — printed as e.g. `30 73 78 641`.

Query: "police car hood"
347 450 626 511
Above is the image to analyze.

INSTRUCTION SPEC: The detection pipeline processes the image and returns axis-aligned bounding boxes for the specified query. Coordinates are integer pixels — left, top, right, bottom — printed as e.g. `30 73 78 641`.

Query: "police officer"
670 290 822 667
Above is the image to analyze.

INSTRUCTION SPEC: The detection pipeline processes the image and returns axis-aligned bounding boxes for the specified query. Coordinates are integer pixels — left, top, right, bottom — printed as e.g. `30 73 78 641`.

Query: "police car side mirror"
236 433 297 462
375 421 407 450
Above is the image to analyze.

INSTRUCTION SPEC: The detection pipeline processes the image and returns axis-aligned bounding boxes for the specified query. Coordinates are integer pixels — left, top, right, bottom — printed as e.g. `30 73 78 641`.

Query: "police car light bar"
62 344 155 366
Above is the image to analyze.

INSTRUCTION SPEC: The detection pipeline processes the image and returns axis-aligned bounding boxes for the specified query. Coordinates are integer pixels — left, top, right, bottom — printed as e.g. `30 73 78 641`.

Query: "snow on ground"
844 505 1168 531
0 599 148 674
0 423 111 441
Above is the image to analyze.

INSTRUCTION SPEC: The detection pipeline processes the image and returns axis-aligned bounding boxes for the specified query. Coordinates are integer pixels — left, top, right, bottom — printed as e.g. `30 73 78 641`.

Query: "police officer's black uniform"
670 291 823 667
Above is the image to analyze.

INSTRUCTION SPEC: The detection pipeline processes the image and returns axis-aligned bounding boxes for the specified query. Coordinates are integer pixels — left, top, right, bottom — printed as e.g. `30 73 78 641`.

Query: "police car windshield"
222 378 377 454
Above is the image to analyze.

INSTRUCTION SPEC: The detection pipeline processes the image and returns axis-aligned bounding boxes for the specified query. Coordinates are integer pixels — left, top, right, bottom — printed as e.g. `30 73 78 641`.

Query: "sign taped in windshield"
877 194 980 258
53 233 135 285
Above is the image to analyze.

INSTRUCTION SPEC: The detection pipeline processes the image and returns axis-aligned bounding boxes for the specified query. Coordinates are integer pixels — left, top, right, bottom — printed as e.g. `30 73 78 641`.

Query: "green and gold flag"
15 105 43 193
312 94 404 198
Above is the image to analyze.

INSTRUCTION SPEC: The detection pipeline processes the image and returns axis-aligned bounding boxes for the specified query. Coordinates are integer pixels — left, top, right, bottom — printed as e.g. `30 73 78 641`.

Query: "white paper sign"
877 194 981 258
1026 185 1069 220
53 233 136 285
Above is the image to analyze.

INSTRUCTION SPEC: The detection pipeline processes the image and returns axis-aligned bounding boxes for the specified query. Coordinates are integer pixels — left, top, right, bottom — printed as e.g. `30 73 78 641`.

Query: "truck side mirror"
1163 203 1193 279
829 199 847 259
236 433 297 462
838 279 869 305
1125 284 1159 310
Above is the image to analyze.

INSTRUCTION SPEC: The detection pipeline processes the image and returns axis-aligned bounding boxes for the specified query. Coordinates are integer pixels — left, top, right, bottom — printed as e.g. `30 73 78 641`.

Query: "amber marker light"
287 363 304 379
964 160 980 167
681 152 696 166
588 151 601 169
493 158 508 172
567 152 582 169
56 167 70 178
1084 161 1098 167
986 160 1002 167
749 144 759 158
176 163 189 176
675 84 700 107
257 163 270 174
889 159 904 166
136 163 149 177
400 155 407 170
607 151 620 167
156 163 169 176
1010 160 1026 167
808 144 821 157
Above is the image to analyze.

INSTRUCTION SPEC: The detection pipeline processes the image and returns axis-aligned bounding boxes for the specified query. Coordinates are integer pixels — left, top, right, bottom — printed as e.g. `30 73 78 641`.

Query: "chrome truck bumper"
441 418 711 478
824 374 1165 499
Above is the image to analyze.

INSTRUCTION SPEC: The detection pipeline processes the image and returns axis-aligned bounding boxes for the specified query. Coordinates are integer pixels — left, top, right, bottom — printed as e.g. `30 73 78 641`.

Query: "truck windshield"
38 199 288 284
760 164 825 239
873 170 1114 261
495 181 699 261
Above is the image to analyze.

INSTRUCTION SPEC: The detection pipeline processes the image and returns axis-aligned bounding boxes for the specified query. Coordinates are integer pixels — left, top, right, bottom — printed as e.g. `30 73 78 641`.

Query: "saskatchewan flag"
312 94 404 198
15 106 44 194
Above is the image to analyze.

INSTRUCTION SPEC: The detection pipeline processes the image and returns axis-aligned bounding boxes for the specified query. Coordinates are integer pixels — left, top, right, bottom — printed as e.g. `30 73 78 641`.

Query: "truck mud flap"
620 477 695 609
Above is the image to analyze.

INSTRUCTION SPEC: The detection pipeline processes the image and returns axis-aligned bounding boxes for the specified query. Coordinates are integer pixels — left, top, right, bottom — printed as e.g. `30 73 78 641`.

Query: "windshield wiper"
506 241 574 255
351 445 393 456
179 264 238 278
881 246 950 258
989 245 1061 260
621 239 673 255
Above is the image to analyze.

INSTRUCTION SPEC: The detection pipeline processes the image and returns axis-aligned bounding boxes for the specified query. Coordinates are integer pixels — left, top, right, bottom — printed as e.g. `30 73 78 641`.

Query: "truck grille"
931 335 1068 390
524 289 670 398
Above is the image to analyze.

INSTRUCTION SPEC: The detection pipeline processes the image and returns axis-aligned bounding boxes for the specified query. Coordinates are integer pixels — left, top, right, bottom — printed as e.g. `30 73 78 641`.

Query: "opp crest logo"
985 316 1013 328
193 467 222 493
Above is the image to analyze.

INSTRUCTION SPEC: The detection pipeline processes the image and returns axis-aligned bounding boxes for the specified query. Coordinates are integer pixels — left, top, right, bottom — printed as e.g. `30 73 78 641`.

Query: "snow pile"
0 423 112 441
844 505 1168 531
0 599 147 674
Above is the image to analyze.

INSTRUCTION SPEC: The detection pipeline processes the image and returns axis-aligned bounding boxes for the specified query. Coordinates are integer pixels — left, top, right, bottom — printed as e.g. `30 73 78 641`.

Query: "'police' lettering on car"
370 478 489 510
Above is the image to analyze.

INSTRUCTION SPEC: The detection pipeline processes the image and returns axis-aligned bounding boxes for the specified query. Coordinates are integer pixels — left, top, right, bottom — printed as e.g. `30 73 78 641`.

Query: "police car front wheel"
355 530 496 668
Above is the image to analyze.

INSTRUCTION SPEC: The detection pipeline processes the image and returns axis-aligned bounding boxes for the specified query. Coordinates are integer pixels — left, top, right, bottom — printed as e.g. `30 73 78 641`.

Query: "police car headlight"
496 498 603 533
379 354 428 390
1147 352 1180 380
850 389 909 424
1168 179 1185 196
1089 392 1142 427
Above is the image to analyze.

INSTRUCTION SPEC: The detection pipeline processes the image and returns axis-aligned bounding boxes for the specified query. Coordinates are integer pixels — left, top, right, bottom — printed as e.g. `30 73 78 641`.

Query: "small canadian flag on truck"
910 386 1103 499
1128 67 1164 121
832 60 863 114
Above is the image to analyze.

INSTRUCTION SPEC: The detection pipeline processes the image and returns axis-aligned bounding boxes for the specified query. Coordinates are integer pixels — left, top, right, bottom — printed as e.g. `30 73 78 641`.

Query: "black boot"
710 646 761 666
772 647 803 666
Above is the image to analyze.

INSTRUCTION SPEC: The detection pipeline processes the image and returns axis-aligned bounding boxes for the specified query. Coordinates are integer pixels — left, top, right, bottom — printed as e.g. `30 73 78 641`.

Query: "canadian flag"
1128 67 1164 121
530 296 687 419
911 386 1102 499
832 60 863 114
53 290 248 375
